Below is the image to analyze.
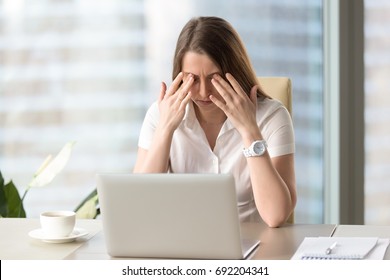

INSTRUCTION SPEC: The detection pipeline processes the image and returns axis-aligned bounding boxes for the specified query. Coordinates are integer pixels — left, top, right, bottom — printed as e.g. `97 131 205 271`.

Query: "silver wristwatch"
242 140 268 157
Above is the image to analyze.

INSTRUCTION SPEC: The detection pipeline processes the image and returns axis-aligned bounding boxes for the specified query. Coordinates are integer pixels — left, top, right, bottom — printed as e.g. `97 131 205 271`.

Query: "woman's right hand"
157 72 193 131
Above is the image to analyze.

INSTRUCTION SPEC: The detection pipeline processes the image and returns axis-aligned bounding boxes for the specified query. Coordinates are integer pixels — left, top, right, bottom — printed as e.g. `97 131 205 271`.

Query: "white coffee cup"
40 211 76 238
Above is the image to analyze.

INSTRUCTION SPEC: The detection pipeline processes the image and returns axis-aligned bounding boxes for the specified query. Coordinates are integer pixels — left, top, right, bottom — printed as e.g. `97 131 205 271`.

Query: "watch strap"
242 140 267 157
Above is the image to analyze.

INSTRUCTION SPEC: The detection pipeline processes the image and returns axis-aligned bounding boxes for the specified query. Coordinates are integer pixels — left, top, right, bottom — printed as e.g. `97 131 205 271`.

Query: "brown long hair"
172 16 267 97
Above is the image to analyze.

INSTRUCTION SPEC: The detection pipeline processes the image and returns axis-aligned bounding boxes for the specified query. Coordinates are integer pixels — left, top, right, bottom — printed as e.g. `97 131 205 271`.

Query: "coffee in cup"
40 211 76 238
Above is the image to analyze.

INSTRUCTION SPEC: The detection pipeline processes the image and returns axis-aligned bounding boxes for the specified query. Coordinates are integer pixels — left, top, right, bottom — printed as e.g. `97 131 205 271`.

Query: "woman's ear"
250 85 258 104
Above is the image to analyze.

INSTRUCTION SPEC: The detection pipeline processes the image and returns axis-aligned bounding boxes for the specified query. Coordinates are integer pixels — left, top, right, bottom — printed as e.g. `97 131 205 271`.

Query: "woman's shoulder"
141 101 160 126
257 96 288 116
147 101 159 110
145 101 159 116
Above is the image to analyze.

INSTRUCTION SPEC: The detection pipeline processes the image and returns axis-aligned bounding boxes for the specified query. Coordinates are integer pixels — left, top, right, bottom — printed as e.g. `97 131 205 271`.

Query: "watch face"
253 142 265 154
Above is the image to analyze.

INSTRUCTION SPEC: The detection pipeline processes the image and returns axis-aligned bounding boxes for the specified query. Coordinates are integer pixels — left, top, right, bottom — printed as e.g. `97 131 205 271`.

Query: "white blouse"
138 97 295 222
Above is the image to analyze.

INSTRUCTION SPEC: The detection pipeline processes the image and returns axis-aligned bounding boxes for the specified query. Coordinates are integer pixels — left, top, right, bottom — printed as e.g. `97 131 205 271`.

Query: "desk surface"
0 218 101 260
2 219 390 260
65 222 337 260
1 218 337 260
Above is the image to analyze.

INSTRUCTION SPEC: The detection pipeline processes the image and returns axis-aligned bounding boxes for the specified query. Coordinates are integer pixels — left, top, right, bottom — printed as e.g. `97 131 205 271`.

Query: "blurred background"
0 0 389 224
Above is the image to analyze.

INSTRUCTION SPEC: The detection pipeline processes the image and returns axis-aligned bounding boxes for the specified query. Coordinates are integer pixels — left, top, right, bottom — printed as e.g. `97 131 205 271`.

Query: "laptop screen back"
97 173 245 259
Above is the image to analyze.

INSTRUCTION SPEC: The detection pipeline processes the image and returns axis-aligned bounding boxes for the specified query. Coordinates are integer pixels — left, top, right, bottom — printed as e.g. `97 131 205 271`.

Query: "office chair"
257 77 294 224
258 77 292 115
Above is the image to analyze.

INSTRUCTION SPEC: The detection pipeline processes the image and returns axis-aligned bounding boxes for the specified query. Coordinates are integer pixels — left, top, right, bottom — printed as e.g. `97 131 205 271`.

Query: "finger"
225 73 247 98
211 74 234 103
178 91 192 111
209 94 228 112
158 82 167 102
167 72 184 95
175 75 193 102
180 74 194 94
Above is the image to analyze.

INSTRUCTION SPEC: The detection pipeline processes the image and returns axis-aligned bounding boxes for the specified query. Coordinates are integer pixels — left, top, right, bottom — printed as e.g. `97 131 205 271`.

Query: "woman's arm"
210 73 296 227
133 127 174 173
246 150 296 227
133 73 193 173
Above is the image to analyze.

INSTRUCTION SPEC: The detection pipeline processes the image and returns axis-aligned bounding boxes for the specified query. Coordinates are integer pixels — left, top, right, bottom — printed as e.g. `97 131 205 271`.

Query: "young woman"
134 16 296 227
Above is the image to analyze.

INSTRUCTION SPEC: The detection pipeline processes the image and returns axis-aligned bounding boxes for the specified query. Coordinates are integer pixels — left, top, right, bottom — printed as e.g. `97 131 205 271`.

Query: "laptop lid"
96 173 259 259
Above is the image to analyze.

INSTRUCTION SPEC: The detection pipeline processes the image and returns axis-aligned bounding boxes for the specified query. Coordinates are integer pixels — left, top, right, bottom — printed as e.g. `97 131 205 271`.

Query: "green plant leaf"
3 180 26 218
0 171 25 217
0 171 8 217
1 141 75 218
75 188 99 219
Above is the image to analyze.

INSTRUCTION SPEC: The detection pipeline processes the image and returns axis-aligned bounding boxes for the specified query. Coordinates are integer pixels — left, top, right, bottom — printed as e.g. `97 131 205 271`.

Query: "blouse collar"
182 101 235 133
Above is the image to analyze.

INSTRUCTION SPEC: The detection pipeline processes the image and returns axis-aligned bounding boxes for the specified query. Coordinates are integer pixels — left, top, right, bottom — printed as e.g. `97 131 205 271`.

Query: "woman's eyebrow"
207 72 222 78
183 71 221 78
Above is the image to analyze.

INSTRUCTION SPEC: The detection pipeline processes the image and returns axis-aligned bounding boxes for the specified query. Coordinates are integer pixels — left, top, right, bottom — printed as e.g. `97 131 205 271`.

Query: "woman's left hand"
210 73 260 140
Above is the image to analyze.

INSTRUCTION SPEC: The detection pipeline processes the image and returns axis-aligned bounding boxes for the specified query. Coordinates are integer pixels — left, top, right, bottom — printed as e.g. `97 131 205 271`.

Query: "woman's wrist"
155 123 175 138
240 127 263 147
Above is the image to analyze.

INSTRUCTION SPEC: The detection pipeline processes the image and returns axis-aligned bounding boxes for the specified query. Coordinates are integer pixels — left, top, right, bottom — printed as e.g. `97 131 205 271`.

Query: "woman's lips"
196 100 213 106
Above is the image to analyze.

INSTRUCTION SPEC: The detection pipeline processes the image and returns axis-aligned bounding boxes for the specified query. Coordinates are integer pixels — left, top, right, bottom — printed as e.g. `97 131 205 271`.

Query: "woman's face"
181 51 223 112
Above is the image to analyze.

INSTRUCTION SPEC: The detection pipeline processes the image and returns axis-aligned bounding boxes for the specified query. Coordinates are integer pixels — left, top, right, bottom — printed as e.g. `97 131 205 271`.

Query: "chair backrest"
257 77 294 224
258 77 292 115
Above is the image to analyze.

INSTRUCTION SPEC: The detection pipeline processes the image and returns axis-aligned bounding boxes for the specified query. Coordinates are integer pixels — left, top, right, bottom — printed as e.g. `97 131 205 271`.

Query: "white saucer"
28 227 89 243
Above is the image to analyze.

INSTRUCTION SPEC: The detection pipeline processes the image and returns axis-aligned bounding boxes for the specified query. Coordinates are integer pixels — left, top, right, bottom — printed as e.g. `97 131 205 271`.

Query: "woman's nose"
199 80 212 97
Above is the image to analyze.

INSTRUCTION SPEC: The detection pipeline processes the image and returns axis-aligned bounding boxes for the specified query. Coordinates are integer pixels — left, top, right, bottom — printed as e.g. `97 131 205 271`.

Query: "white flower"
28 141 76 188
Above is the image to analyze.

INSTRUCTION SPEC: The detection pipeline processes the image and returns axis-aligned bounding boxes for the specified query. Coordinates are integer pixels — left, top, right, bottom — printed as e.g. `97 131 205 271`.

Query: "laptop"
96 173 260 259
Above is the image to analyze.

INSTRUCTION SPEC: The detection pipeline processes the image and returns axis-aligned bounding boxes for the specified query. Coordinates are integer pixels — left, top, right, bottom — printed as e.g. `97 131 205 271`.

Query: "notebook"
96 173 260 259
291 237 390 260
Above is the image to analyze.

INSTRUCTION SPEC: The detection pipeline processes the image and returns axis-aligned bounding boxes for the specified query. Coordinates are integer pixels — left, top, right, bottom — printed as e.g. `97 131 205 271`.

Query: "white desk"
3 219 390 260
0 218 336 260
64 222 337 260
0 218 101 260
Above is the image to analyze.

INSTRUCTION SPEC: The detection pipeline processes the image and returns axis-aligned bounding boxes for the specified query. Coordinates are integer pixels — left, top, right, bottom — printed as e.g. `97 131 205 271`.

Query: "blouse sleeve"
137 102 159 150
259 99 295 158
